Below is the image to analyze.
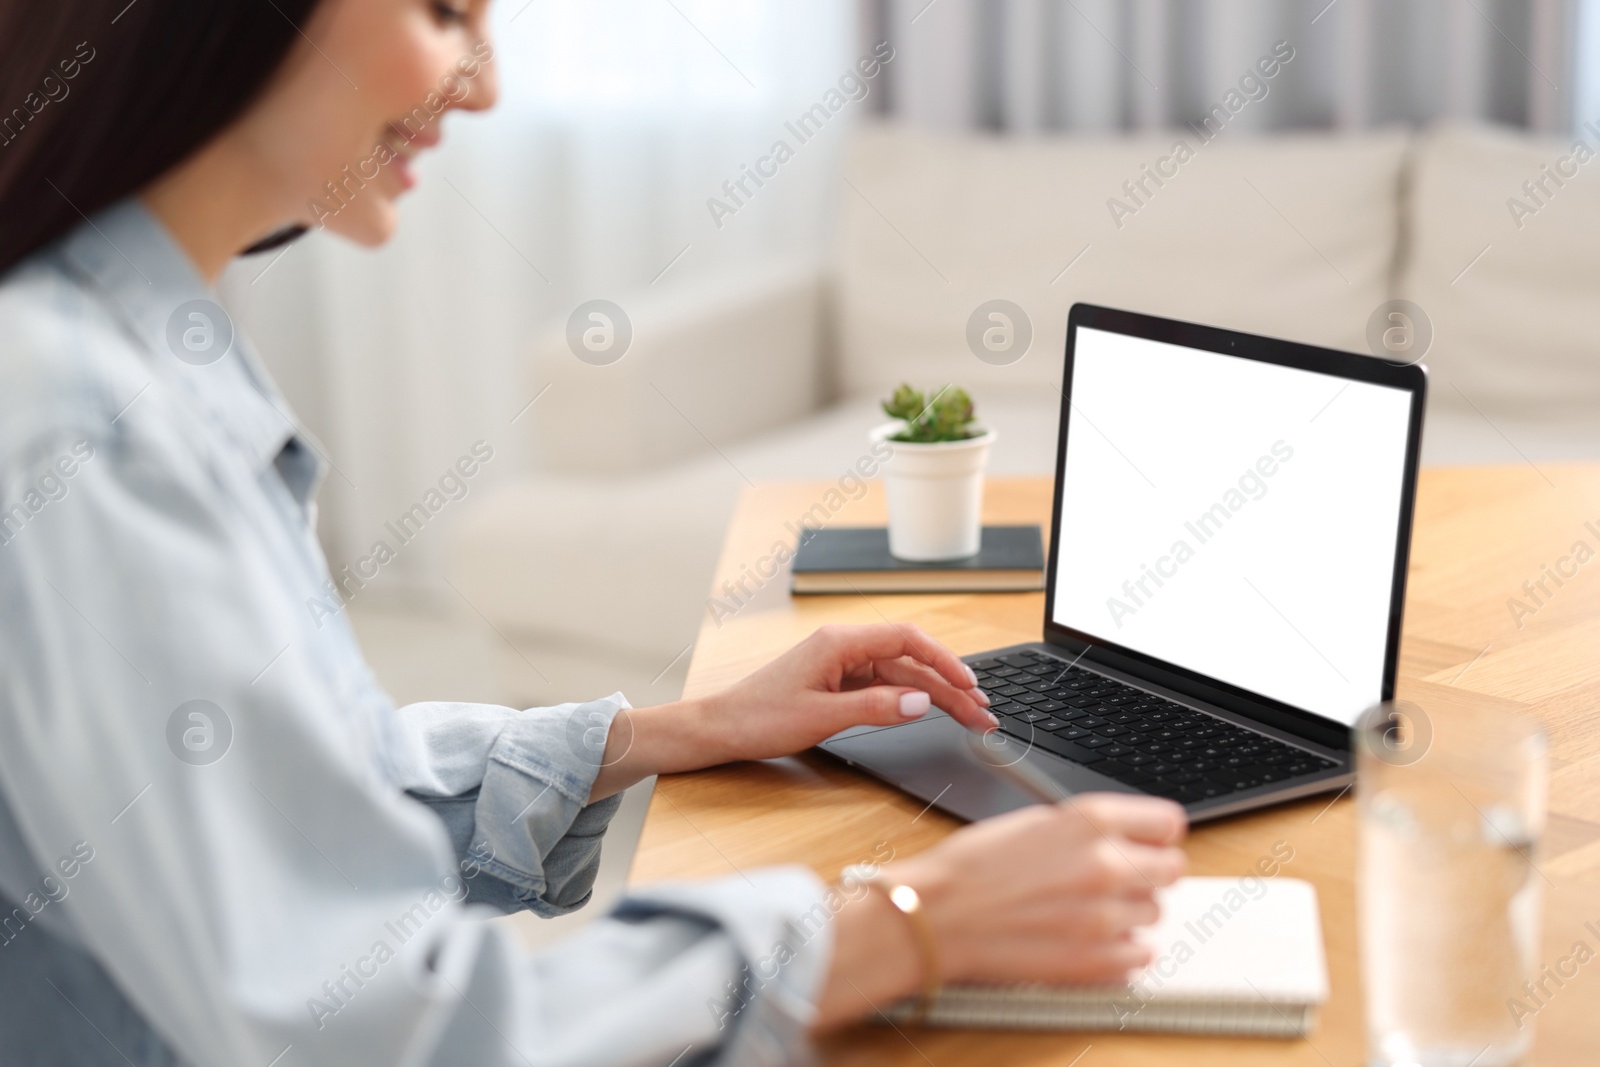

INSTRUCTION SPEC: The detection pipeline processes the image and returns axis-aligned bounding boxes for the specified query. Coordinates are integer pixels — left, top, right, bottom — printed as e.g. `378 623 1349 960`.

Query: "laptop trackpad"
821 714 1137 823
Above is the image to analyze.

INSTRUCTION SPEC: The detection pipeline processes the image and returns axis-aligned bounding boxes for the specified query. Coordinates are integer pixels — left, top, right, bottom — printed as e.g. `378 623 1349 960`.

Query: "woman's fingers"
1037 937 1153 985
823 685 936 728
1008 892 1162 940
967 931 1154 986
815 622 979 694
1086 894 1162 936
869 656 995 731
880 790 1193 992
990 799 1185 892
1073 838 1186 895
1067 792 1190 848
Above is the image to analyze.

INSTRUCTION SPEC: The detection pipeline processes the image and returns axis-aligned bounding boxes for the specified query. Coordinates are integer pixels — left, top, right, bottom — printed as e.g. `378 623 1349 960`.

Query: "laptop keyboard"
970 650 1339 805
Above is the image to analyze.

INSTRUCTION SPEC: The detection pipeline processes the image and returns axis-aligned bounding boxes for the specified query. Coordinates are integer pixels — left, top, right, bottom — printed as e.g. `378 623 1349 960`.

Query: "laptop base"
820 642 1351 824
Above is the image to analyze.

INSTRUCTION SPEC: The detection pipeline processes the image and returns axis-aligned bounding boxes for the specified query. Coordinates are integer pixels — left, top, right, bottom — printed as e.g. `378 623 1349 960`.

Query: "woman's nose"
458 40 500 112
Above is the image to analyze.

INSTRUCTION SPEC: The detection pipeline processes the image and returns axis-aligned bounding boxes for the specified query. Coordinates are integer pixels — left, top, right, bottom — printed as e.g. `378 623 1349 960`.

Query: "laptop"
821 303 1426 822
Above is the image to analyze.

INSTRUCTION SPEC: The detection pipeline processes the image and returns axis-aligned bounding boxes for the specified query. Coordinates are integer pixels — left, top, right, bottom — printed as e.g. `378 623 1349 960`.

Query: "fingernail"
899 691 931 718
962 664 978 686
972 689 991 708
986 712 1000 728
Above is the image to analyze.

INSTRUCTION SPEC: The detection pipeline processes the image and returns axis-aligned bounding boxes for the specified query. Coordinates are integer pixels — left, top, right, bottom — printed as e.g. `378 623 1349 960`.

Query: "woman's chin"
322 199 400 247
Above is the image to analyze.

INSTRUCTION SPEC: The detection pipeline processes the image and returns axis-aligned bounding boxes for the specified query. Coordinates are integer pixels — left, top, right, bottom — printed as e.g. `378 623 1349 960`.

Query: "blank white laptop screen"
1051 327 1414 726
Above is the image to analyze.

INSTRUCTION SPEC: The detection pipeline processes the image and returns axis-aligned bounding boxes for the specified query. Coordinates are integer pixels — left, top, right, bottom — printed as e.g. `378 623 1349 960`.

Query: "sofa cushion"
453 459 742 665
1400 123 1600 447
834 122 1408 396
453 386 1062 665
525 259 826 478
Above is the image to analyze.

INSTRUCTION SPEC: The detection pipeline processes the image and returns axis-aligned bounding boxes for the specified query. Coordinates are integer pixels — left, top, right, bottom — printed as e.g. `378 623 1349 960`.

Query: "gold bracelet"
861 875 941 1024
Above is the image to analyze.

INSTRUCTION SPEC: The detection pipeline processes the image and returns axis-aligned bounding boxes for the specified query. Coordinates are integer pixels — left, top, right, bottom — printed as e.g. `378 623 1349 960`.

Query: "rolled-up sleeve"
386 698 629 915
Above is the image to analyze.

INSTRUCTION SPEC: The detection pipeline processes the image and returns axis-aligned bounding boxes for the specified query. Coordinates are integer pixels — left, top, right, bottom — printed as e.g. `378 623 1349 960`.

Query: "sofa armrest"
452 460 742 665
527 259 827 477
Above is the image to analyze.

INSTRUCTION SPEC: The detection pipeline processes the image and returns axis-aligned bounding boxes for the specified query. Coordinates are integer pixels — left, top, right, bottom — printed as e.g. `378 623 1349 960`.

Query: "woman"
0 2 1187 1064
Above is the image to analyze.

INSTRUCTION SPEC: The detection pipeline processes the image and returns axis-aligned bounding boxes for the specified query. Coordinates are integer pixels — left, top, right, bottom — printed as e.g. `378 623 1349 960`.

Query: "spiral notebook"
891 877 1327 1036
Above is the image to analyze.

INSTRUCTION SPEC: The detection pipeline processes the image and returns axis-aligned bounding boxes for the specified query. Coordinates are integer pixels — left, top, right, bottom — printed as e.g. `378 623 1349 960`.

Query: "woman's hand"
814 792 1188 1029
697 622 996 762
586 623 994 802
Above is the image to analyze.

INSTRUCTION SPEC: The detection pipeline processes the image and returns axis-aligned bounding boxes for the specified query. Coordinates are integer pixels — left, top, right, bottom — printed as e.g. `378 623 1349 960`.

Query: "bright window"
493 0 851 115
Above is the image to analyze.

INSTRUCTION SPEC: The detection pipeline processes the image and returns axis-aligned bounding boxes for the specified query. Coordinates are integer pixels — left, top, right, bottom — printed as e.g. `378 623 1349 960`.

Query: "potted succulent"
870 384 997 561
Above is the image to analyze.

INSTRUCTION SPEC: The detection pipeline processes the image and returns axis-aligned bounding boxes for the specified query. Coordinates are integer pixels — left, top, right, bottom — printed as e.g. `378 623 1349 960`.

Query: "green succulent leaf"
882 383 978 443
881 384 925 422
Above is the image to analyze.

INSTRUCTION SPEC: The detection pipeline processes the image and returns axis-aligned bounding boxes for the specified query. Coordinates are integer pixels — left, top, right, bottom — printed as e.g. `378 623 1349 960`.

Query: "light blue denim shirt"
0 201 831 1066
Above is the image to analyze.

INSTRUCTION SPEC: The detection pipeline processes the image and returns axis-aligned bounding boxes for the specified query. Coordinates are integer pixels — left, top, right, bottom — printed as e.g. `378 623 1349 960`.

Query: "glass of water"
1357 698 1547 1067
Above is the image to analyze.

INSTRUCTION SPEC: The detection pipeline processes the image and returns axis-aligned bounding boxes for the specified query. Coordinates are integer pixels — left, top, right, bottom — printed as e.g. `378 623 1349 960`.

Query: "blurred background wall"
865 0 1596 133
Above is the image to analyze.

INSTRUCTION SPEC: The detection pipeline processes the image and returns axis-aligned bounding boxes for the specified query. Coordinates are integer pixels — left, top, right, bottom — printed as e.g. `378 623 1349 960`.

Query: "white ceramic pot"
870 421 997 562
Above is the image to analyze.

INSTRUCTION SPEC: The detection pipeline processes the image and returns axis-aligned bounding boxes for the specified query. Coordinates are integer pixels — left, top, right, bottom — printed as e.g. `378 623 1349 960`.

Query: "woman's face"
244 0 499 245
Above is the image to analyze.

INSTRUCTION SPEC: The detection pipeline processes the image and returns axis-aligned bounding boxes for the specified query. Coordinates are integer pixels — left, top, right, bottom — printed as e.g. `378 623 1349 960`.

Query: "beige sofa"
452 121 1600 706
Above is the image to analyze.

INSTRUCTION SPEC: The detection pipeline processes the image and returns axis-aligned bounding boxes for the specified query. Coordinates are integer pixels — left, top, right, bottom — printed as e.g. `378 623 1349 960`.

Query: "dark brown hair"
0 0 320 278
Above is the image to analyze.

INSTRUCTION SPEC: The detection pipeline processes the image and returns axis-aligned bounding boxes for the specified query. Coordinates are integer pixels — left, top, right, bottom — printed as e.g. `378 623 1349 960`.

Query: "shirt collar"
57 198 326 508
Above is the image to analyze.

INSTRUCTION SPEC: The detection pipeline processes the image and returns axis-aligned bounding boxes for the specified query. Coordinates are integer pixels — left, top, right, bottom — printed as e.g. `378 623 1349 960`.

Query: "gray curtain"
861 0 1585 133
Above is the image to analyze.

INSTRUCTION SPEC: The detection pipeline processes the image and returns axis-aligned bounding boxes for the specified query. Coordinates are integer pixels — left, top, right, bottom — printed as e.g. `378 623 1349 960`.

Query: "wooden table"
632 469 1600 1065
